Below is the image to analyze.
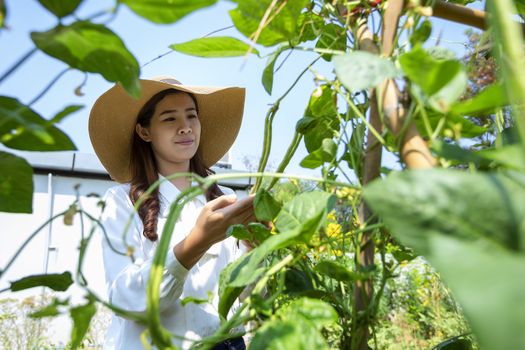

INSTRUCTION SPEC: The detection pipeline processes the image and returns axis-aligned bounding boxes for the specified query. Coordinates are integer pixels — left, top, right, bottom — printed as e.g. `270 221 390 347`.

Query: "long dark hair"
129 88 224 241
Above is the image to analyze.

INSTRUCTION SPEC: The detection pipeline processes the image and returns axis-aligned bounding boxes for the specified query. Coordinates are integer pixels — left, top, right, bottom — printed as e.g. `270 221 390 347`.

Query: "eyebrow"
159 107 197 116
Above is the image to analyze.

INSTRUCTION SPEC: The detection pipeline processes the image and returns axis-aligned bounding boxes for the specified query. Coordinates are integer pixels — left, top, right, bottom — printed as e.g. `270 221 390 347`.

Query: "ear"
135 123 151 142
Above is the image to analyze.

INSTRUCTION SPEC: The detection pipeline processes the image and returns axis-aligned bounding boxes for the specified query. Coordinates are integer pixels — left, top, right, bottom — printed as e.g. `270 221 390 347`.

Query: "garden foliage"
1 0 525 349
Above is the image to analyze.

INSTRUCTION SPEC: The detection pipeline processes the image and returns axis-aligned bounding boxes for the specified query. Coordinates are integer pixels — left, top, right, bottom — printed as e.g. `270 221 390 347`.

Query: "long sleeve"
99 185 189 315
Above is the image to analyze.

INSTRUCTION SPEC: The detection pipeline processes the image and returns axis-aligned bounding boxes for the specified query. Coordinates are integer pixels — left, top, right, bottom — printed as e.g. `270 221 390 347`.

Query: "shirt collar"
158 174 206 216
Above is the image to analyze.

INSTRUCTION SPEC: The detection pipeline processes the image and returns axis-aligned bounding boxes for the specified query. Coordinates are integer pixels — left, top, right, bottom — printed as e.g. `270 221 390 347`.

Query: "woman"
89 77 254 350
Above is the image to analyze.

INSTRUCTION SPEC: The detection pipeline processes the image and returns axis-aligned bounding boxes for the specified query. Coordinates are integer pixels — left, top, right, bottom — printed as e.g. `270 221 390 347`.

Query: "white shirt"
99 177 247 349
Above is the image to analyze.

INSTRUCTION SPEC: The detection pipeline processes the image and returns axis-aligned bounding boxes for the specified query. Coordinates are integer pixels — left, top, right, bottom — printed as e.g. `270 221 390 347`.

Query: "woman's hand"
174 194 256 269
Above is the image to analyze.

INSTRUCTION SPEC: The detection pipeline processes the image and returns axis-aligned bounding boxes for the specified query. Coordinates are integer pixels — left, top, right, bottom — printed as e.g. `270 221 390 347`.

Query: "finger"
221 195 255 217
239 211 257 226
206 194 237 211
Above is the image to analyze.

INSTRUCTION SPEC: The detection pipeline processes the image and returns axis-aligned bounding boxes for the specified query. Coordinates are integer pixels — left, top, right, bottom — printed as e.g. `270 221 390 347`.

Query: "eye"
188 114 198 119
163 116 176 122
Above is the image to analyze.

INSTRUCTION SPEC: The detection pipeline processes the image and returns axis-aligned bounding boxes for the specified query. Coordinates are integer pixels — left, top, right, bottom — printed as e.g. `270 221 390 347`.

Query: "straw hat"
89 77 246 183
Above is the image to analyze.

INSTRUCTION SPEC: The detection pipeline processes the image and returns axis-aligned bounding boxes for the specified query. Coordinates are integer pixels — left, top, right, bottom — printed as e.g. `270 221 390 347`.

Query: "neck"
158 161 192 190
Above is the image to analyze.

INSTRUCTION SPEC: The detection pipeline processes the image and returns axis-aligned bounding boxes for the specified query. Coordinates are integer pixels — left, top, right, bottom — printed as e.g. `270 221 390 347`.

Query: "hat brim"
89 78 245 183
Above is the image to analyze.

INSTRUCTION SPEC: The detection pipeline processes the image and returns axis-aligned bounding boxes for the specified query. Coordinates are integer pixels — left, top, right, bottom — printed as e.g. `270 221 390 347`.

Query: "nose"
178 120 192 135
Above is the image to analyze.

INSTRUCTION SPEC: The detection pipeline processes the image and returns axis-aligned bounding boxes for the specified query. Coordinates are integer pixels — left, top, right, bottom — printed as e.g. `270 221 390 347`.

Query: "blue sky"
0 0 483 176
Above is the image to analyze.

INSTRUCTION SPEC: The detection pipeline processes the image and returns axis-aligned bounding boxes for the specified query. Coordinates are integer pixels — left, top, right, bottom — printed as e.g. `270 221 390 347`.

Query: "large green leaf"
254 188 281 222
121 0 216 24
364 169 525 252
275 191 336 241
364 169 525 350
399 47 467 112
451 83 508 116
334 51 399 92
229 0 309 47
170 36 258 57
477 144 525 171
307 85 338 118
302 86 340 153
70 300 97 349
218 227 299 318
0 97 76 151
31 21 140 97
300 138 337 169
219 191 334 318
276 297 337 330
0 151 33 213
315 23 347 61
38 0 82 18
250 299 336 350
250 320 330 350
10 271 73 292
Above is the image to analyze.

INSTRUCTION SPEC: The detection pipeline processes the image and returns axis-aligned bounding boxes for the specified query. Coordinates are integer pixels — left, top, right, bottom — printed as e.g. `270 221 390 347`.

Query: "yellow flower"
327 223 342 238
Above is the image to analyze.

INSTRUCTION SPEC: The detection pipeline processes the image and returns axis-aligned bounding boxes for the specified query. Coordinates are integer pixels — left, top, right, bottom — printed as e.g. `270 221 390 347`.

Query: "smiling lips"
175 139 194 146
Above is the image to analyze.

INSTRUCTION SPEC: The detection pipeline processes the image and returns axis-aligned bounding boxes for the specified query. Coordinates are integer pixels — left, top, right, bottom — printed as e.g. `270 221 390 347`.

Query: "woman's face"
136 92 201 174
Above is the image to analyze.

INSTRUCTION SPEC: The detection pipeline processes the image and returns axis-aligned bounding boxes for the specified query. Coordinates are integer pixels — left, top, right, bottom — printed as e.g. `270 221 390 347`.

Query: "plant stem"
487 0 525 157
253 57 321 192
0 48 37 85
265 131 302 191
28 68 70 106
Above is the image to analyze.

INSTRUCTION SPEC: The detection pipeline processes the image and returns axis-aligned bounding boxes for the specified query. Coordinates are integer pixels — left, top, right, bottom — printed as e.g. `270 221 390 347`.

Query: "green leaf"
0 96 76 151
50 105 84 124
399 47 467 112
31 21 140 97
248 222 271 243
276 297 337 329
254 188 281 221
0 0 7 28
307 85 338 118
262 44 289 95
364 169 525 256
300 138 337 169
121 0 216 24
219 191 335 318
229 0 309 47
10 271 73 292
219 228 302 318
275 191 336 241
431 140 484 165
293 12 324 44
250 319 330 350
451 83 509 116
314 260 367 282
477 144 525 171
284 268 314 294
38 0 82 18
226 224 252 240
342 122 365 176
315 23 347 61
409 19 432 46
334 51 399 92
170 36 258 57
498 126 520 146
364 169 525 350
0 151 33 213
70 300 97 349
29 298 69 318
303 116 339 153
